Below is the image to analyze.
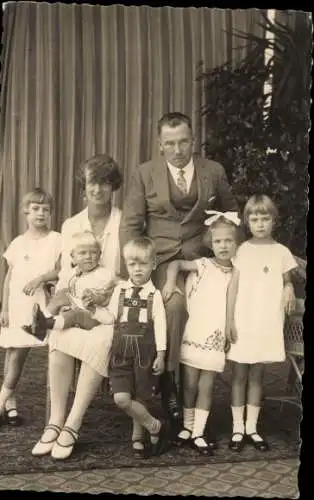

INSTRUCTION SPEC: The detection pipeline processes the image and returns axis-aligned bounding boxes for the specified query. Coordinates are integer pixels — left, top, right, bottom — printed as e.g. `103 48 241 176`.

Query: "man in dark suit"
120 112 238 423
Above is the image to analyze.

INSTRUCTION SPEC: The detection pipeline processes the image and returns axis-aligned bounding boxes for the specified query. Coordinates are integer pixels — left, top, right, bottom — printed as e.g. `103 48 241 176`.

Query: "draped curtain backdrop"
1 3 278 291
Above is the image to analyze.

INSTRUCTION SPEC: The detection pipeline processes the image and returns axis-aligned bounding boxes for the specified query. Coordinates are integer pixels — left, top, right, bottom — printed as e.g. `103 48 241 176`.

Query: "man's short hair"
157 112 192 135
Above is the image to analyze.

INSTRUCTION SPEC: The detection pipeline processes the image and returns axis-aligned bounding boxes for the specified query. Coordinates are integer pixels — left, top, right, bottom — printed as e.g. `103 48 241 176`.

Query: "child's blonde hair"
203 217 240 250
243 194 279 229
70 231 101 254
123 237 156 265
21 187 53 214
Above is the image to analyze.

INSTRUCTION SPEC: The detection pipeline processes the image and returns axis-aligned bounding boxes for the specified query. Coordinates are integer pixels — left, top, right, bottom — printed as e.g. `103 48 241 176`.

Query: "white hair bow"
204 210 241 227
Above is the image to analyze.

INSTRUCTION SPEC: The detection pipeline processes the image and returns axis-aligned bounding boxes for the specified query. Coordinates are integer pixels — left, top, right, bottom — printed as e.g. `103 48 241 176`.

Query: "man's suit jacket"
120 155 238 266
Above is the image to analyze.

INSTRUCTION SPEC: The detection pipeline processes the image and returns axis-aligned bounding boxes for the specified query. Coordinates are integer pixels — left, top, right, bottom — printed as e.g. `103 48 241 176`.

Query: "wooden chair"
265 257 306 409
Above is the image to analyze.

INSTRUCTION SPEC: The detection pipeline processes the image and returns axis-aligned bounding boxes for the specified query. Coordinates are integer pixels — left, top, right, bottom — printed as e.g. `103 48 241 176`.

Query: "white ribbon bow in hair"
204 210 241 227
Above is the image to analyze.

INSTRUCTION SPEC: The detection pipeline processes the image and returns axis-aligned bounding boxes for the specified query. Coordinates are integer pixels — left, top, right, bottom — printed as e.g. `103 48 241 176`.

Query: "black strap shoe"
246 433 269 451
191 436 213 457
5 409 23 426
228 432 245 452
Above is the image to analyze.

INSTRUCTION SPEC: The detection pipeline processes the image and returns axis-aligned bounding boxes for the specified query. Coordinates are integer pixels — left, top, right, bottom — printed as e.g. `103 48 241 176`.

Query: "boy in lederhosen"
107 237 169 458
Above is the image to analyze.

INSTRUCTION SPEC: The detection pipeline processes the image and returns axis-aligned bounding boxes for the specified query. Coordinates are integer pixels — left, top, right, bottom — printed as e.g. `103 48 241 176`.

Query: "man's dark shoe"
160 372 181 421
150 420 171 456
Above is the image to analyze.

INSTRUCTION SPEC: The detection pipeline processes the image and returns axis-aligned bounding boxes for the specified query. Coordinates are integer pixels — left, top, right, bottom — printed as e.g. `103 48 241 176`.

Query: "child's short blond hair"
70 231 101 254
123 237 156 264
243 194 279 228
21 187 53 214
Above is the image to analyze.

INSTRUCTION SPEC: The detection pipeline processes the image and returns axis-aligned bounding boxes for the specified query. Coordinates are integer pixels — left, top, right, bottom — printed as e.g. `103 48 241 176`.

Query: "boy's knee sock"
231 405 245 441
132 419 145 448
191 408 209 439
245 404 262 438
52 315 64 330
129 400 161 443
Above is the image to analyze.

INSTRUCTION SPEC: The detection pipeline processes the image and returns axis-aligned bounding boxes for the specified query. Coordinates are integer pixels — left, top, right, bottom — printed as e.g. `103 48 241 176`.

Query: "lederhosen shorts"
109 289 156 401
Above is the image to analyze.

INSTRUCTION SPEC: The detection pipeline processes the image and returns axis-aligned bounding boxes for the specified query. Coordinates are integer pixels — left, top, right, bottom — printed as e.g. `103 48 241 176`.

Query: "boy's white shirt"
99 278 167 352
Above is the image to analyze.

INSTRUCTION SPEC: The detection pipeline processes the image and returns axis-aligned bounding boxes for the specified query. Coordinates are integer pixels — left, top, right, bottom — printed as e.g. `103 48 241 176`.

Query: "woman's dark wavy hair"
77 154 123 193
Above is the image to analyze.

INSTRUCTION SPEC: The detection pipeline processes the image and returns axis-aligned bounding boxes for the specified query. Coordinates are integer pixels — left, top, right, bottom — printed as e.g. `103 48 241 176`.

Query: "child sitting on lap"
24 231 116 338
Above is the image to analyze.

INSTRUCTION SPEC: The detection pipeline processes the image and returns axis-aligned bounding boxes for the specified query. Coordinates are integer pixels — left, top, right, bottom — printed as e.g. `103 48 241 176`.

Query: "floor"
0 456 300 496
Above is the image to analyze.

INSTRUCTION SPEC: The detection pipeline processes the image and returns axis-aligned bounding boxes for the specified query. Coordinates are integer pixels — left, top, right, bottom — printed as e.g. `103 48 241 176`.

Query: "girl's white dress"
0 231 61 348
227 241 298 364
180 258 233 372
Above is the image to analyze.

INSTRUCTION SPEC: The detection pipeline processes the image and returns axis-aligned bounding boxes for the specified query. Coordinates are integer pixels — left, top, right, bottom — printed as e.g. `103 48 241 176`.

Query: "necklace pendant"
24 254 30 261
263 266 269 273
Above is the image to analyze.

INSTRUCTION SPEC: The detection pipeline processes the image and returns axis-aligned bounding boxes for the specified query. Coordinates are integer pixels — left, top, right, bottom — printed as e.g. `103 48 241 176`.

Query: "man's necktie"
128 286 143 322
176 169 187 195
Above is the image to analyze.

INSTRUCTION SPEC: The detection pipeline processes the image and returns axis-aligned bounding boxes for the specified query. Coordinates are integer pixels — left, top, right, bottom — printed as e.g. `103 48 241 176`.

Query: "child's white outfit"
49 266 116 377
227 241 298 364
181 257 233 372
0 231 61 348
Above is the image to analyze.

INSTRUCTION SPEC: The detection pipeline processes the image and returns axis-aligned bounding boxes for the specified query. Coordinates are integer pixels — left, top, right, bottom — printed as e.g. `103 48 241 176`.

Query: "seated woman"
32 154 123 460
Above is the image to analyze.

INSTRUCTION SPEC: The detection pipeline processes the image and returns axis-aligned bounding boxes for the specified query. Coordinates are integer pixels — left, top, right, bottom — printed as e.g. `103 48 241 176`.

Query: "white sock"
178 407 195 439
5 395 17 412
0 386 13 414
245 404 262 440
191 408 209 444
53 315 65 330
231 405 245 441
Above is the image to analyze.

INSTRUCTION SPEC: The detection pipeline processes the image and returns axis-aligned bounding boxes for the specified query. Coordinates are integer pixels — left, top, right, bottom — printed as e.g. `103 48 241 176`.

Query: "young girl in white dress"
0 188 61 426
162 211 241 456
226 194 297 452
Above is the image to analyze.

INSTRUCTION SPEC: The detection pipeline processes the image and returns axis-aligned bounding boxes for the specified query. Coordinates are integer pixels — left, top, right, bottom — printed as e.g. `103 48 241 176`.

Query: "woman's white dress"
180 258 233 372
48 208 121 377
0 231 61 348
227 241 298 364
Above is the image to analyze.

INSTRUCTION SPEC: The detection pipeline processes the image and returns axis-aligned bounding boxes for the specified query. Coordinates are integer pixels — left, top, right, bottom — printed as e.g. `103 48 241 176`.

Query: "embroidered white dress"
180 258 232 372
0 231 61 348
227 241 298 364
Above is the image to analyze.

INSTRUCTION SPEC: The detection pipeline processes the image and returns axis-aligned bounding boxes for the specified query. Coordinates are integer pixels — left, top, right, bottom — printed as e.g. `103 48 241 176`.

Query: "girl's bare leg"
230 362 249 441
245 363 265 441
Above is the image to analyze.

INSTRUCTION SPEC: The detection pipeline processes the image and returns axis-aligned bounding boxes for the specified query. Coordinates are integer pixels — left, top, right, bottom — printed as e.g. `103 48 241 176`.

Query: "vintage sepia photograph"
0 2 311 496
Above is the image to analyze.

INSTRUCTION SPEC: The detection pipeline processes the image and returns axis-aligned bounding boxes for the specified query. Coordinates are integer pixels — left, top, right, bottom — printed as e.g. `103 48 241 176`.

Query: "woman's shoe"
5 408 23 426
228 432 245 452
32 424 62 456
190 436 213 457
246 432 269 451
172 428 192 447
51 426 79 460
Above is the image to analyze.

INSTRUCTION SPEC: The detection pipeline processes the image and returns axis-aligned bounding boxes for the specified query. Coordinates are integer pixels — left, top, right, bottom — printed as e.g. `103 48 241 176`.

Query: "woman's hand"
284 284 296 315
23 277 43 296
0 311 9 327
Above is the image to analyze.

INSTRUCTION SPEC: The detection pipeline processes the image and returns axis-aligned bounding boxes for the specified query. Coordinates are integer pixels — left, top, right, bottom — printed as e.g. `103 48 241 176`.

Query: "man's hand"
152 352 165 376
284 284 296 316
23 277 43 296
0 311 9 327
162 283 184 303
